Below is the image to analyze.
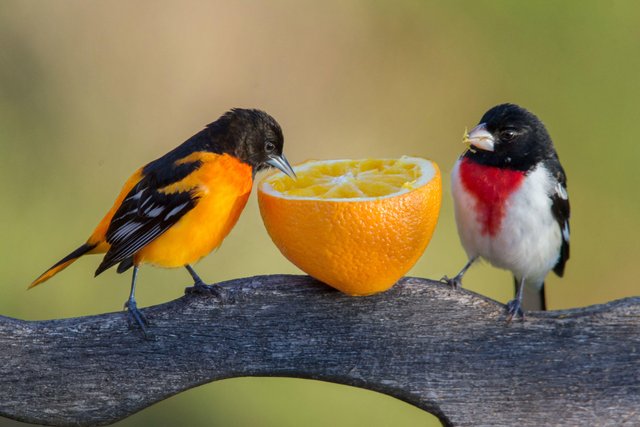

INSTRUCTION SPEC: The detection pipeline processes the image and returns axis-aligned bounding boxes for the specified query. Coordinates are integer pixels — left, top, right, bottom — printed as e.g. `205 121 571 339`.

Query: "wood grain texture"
1 275 639 426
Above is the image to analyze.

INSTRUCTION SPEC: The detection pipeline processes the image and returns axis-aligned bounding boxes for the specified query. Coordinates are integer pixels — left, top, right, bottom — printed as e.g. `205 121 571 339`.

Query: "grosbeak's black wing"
545 157 570 277
95 159 202 276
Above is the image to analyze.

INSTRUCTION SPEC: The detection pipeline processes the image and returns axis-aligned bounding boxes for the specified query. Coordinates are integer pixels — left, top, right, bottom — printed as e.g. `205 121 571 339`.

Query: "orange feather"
29 153 252 287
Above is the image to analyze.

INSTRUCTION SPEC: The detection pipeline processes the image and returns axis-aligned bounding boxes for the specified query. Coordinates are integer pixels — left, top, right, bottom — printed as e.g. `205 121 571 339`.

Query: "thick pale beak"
266 154 296 178
465 123 495 152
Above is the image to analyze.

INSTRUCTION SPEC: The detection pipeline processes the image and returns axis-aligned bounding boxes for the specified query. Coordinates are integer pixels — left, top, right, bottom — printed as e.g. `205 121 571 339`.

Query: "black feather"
37 242 96 278
95 181 199 276
116 258 134 274
544 157 570 277
464 103 555 172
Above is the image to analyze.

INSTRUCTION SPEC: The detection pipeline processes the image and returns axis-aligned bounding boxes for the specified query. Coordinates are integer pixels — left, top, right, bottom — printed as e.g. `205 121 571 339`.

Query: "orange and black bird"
30 108 295 333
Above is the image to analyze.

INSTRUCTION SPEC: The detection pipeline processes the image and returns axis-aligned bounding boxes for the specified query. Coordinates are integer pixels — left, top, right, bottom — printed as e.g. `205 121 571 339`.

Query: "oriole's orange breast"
135 153 253 268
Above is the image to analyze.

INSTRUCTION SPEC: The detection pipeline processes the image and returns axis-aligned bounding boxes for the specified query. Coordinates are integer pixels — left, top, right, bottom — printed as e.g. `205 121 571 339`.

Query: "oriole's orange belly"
135 153 253 268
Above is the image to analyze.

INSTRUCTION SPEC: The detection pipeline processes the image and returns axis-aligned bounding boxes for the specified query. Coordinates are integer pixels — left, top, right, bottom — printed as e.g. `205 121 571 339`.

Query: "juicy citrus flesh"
258 157 442 296
264 158 425 200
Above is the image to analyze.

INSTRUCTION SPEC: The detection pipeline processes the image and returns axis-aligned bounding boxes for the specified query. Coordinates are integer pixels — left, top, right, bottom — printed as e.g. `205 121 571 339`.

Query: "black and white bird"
444 103 570 320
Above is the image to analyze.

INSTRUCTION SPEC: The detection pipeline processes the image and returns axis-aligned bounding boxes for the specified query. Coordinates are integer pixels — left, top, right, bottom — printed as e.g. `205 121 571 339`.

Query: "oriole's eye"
265 141 276 152
500 129 517 142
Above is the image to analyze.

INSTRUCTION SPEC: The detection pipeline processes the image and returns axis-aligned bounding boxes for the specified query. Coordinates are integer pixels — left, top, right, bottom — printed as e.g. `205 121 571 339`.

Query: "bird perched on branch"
443 103 570 320
30 108 296 334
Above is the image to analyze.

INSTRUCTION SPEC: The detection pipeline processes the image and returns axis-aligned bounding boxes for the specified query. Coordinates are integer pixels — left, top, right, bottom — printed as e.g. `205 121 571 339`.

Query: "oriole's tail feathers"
29 243 97 289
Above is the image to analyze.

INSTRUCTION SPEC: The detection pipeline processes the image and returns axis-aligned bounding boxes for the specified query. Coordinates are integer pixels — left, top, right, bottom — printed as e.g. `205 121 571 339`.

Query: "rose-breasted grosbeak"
444 103 570 320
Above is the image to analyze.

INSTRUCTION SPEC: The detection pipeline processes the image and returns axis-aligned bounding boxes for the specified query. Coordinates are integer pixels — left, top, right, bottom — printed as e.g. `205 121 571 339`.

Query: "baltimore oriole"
30 108 295 333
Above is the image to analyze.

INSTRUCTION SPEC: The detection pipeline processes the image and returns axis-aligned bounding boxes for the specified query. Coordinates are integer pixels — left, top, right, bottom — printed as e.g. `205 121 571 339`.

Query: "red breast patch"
459 157 525 236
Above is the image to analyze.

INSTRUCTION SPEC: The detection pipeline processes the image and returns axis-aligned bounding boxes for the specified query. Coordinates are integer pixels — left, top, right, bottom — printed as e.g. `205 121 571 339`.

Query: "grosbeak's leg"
124 266 149 337
441 256 478 289
506 277 526 322
184 264 227 302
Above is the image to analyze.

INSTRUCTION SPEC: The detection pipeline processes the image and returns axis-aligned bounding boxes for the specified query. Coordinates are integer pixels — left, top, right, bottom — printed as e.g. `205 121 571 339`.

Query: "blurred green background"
1 1 639 426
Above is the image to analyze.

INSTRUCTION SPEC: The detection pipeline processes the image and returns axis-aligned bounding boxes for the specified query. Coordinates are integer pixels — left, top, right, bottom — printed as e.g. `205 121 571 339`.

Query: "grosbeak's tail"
29 243 97 289
516 277 547 311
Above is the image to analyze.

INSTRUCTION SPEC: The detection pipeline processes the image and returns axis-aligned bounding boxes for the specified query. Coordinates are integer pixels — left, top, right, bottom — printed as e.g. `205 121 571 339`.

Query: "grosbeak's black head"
207 108 295 178
464 103 554 171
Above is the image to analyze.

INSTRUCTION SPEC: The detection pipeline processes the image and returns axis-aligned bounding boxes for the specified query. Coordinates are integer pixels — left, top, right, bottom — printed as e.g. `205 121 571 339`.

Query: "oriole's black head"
464 103 555 171
205 108 295 177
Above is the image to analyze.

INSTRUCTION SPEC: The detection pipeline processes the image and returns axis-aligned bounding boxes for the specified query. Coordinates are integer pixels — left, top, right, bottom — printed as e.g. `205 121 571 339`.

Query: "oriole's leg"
506 277 526 322
440 256 478 289
185 264 206 286
184 264 226 302
124 266 148 335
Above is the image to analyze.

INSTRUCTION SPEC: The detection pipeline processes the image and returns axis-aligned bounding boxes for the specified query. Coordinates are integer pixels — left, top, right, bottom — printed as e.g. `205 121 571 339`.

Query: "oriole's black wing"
95 159 202 276
545 157 570 277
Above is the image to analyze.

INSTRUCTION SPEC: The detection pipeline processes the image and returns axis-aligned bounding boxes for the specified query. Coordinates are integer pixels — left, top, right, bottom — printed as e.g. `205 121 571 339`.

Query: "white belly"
451 160 562 286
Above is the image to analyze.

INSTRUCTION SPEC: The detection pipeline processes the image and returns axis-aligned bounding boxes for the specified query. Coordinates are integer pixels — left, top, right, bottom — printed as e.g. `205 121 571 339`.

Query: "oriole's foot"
505 298 525 323
185 281 228 303
440 274 463 289
124 299 149 338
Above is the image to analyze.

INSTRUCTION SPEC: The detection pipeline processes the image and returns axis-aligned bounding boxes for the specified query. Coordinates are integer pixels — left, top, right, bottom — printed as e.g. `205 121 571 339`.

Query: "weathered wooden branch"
1 275 639 426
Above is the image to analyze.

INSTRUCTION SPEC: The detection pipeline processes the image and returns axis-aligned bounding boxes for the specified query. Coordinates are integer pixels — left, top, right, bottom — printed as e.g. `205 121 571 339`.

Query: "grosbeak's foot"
185 281 228 303
124 299 149 338
505 298 525 323
440 275 463 290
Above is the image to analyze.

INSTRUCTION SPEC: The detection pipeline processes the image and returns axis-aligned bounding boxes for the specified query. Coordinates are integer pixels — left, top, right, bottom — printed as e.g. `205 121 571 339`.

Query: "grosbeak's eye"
265 141 276 152
500 129 517 142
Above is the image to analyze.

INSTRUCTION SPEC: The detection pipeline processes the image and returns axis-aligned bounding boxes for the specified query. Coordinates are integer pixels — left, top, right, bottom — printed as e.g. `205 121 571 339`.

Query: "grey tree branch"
1 275 639 427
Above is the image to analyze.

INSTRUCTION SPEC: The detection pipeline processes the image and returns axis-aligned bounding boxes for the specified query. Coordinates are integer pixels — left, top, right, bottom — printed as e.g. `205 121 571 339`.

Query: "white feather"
562 222 570 242
125 190 144 202
451 161 562 289
111 221 143 241
555 182 568 200
144 206 164 217
165 202 189 220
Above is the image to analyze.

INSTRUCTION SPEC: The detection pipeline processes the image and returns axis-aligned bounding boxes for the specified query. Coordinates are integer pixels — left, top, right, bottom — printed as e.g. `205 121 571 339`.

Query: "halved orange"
257 157 441 295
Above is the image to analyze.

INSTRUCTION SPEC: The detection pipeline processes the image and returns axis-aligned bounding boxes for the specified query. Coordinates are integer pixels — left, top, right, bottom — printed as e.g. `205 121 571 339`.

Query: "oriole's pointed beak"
465 123 495 152
266 154 296 178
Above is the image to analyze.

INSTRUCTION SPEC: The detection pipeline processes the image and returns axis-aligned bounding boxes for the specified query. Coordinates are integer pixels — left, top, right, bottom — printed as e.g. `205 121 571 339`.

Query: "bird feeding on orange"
30 108 295 334
258 157 441 295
